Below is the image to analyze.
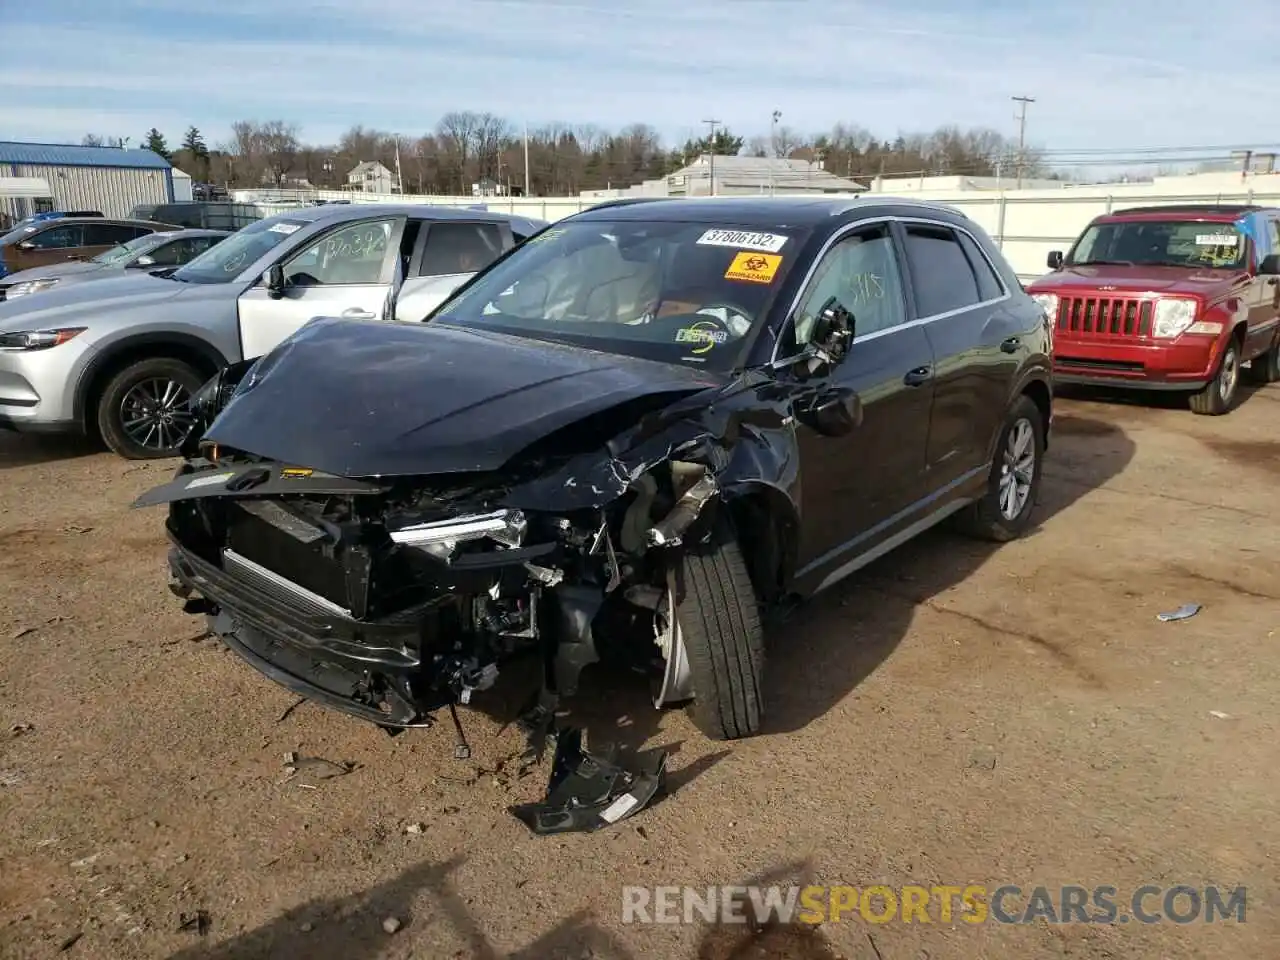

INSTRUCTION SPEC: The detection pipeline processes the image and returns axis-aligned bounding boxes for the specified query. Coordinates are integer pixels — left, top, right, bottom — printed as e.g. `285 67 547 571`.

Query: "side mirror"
265 263 286 299
1046 250 1064 270
130 255 156 268
1258 253 1280 276
798 387 863 438
809 296 854 365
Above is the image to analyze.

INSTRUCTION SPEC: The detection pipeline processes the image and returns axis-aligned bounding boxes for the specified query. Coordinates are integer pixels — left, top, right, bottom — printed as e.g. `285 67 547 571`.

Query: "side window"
902 224 982 317
957 232 1005 301
791 223 907 347
85 223 146 246
282 219 394 286
1267 218 1280 260
190 236 222 257
26 225 83 249
146 239 190 266
418 222 505 277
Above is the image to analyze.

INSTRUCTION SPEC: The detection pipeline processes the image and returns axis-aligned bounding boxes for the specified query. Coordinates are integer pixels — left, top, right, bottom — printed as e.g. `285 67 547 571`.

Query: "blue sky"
1 0 1274 159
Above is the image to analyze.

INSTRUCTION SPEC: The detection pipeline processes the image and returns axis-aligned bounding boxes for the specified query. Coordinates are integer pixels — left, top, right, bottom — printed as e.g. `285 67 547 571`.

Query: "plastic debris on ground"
508 727 668 835
1157 603 1201 622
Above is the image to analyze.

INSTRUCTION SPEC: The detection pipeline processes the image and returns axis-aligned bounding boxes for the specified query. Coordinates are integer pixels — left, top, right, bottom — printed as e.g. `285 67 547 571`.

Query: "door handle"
1000 336 1021 354
903 365 932 386
341 308 377 320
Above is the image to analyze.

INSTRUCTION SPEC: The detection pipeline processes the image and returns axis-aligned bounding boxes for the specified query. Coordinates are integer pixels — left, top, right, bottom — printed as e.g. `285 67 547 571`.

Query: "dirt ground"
1 384 1278 960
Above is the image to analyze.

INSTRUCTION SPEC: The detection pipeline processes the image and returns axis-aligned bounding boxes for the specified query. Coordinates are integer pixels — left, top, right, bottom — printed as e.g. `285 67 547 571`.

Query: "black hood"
204 316 726 478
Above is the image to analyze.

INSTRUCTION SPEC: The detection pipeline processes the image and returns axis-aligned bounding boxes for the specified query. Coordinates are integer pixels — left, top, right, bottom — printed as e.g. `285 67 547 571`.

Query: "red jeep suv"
1027 204 1280 414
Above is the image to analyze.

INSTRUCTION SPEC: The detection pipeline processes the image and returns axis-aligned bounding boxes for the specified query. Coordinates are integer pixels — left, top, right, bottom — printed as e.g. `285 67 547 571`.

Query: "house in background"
347 161 396 194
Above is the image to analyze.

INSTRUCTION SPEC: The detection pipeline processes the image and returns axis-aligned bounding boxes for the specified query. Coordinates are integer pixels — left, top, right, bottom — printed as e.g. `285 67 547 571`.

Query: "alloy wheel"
1218 346 1239 403
119 377 195 453
998 417 1036 521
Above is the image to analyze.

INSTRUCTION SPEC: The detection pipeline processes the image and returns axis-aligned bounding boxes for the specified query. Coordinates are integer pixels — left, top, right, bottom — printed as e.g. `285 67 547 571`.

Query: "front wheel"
667 515 765 741
956 394 1045 543
96 357 205 459
1189 339 1240 415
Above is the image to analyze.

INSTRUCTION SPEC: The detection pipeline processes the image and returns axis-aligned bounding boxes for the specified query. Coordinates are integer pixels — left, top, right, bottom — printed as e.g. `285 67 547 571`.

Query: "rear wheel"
956 394 1045 543
666 514 765 741
1244 339 1280 385
96 357 205 459
1189 338 1241 415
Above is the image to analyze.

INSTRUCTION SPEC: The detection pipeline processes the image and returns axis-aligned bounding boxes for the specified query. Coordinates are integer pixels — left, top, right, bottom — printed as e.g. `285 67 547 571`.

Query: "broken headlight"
389 509 527 560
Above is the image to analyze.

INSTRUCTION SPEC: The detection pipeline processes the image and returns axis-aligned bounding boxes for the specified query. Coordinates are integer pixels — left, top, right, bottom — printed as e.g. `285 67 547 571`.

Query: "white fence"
236 173 1280 283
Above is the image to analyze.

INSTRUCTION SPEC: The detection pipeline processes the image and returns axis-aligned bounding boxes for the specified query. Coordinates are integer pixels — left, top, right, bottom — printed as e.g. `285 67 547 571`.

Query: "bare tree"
772 125 805 158
256 120 301 186
436 111 481 192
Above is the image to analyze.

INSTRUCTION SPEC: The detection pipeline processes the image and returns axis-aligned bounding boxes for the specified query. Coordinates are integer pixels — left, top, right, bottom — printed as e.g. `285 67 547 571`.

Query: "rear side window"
956 232 1005 301
85 223 149 245
418 222 505 277
902 224 981 317
25 224 83 249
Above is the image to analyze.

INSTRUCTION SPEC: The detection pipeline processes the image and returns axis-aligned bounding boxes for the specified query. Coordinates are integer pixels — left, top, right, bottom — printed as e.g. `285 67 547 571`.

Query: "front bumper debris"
509 727 669 835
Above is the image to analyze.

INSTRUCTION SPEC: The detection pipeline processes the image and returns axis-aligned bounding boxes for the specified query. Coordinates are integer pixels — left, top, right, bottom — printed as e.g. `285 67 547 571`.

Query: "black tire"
1189 337 1241 415
676 515 765 741
96 357 206 460
956 394 1046 543
1244 339 1280 385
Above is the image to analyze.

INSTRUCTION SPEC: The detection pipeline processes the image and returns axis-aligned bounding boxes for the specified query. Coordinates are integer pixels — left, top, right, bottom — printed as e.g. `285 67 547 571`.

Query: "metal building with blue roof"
0 141 174 222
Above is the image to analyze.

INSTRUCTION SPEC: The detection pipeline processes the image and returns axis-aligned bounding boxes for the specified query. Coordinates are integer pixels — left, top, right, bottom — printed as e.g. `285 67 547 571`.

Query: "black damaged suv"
136 196 1053 745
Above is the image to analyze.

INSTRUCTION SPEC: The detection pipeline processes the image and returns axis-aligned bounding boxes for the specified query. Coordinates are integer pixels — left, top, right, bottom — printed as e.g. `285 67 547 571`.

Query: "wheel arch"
74 333 228 433
722 480 801 605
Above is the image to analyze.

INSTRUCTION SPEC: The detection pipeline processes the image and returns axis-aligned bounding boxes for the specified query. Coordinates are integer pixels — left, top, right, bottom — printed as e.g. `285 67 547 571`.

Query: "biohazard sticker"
696 229 788 253
1195 234 1238 246
724 251 782 284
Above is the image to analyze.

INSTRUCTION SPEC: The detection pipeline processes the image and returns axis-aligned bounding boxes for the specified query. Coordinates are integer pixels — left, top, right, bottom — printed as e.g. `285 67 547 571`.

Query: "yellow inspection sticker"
724 251 782 284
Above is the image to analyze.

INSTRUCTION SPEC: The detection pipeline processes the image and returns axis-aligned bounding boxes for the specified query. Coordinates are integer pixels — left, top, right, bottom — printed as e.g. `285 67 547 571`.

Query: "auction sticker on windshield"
696 229 788 253
1195 234 1238 245
724 251 782 284
268 222 303 235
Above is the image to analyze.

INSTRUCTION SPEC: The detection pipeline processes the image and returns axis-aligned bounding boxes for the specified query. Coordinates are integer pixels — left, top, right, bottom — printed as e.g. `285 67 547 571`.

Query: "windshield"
433 219 804 370
1068 219 1249 269
92 234 163 265
171 218 308 284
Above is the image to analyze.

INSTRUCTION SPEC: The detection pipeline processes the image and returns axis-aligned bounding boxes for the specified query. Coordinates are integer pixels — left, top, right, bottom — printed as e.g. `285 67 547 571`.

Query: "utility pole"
1012 95 1034 190
769 109 781 196
702 118 720 196
523 121 531 197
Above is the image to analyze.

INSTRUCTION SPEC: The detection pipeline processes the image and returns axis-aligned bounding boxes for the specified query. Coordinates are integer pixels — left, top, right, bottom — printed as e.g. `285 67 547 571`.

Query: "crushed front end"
155 451 720 731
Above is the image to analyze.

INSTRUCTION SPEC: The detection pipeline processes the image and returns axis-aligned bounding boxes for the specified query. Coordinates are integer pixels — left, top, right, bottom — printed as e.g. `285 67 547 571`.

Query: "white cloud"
2 0 1276 155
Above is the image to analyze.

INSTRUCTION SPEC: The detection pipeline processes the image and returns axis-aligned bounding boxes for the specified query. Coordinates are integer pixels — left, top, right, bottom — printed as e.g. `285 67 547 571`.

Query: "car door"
9 223 84 270
784 220 936 583
394 220 511 322
236 216 402 359
897 220 1018 488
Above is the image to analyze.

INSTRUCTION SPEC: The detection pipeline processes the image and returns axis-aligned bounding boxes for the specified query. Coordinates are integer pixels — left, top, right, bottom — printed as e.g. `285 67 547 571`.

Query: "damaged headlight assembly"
389 508 528 560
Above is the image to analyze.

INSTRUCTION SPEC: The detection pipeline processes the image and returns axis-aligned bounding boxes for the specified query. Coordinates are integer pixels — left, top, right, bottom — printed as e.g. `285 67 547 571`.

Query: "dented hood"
203 316 725 478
